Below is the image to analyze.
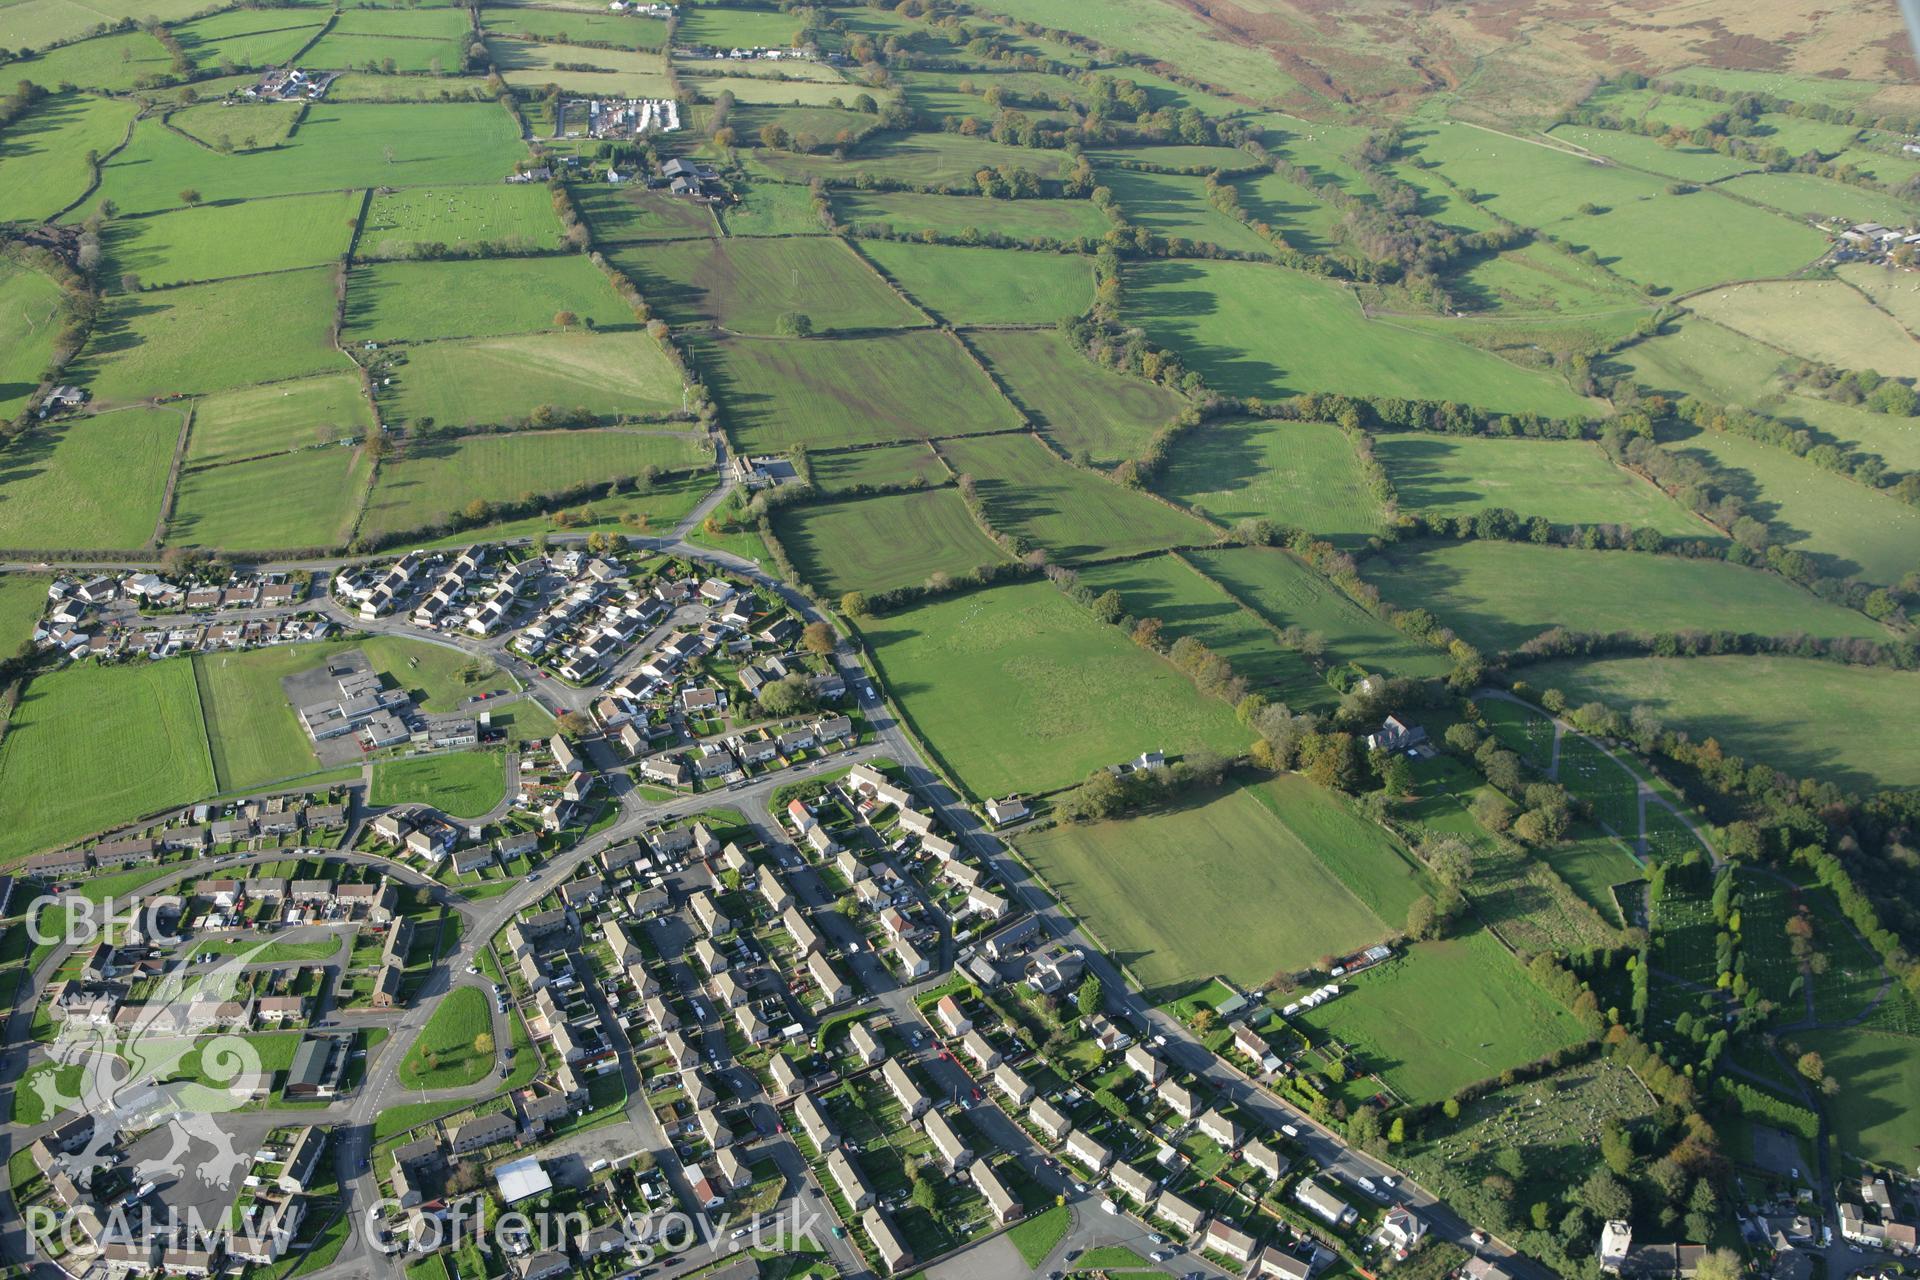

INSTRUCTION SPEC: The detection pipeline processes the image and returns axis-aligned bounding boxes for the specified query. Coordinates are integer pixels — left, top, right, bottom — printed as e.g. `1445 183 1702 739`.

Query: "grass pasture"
0 259 63 423
1154 417 1386 547
370 752 506 817
168 447 373 550
965 328 1185 467
1717 171 1918 229
810 443 946 492
1098 166 1275 257
1018 777 1398 995
170 10 330 68
0 93 137 225
572 183 716 242
0 407 179 550
361 184 566 257
168 100 305 152
855 242 1091 325
1227 169 1344 256
937 432 1215 561
482 6 667 49
385 330 686 427
1798 1027 1920 1168
748 132 1066 191
487 38 670 95
105 191 361 287
344 256 634 343
1687 281 1920 379
0 0 213 50
710 177 831 236
833 190 1113 242
775 489 1005 597
188 374 372 463
674 3 809 46
608 236 923 333
862 578 1246 798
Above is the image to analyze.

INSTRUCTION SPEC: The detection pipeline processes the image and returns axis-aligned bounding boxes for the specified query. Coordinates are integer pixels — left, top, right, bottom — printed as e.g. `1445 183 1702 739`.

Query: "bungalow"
961 1029 1001 1071
1127 1043 1166 1084
794 1091 837 1150
829 1148 874 1210
1159 1079 1199 1121
1294 1180 1356 1227
1198 1108 1240 1148
1244 1138 1288 1182
849 1021 885 1066
372 962 406 1008
883 1058 930 1118
256 995 308 1025
1158 1190 1207 1237
1064 1129 1113 1175
1207 1219 1259 1264
864 1207 914 1276
1111 1162 1158 1206
984 796 1029 826
975 1160 1022 1224
808 951 851 1005
924 1108 972 1169
892 935 930 978
1029 1096 1071 1142
992 1063 1034 1106
935 994 971 1037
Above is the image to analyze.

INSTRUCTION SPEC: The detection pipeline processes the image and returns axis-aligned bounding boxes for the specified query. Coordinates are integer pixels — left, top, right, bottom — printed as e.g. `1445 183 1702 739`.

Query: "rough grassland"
774 489 1006 597
168 448 373 550
862 578 1246 799
1099 167 1276 257
1122 259 1597 417
811 443 946 492
938 432 1215 561
1687 281 1920 379
105 191 361 287
361 184 566 256
188 374 373 463
703 331 1021 451
833 190 1113 242
966 328 1185 467
1018 777 1395 996
1154 418 1385 547
1373 433 1716 535
0 660 216 865
75 268 347 404
0 408 179 550
1293 930 1588 1104
855 242 1092 325
0 259 62 422
371 752 506 818
343 256 635 343
1519 654 1920 792
1362 540 1886 654
608 237 924 334
0 94 137 224
360 429 707 538
386 330 685 427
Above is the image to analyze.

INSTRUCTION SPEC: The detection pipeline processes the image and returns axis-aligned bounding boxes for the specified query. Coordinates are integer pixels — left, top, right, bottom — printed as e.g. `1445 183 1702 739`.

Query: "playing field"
359 429 707 539
1362 540 1887 654
938 432 1215 561
1291 930 1588 1104
0 259 63 423
191 646 322 792
574 184 717 242
774 489 1006 597
344 256 635 343
370 752 507 818
1687 281 1920 379
703 331 1021 451
188 374 373 463
966 328 1185 467
1019 776 1403 995
0 660 216 865
1098 167 1276 257
833 190 1113 242
856 242 1094 325
105 191 362 287
361 184 566 257
608 236 924 333
811 443 947 492
0 407 179 550
75 268 348 405
1373 433 1716 536
862 578 1247 798
0 93 137 224
385 330 686 428
1121 259 1598 417
169 447 373 550
1154 418 1386 547
1518 654 1920 792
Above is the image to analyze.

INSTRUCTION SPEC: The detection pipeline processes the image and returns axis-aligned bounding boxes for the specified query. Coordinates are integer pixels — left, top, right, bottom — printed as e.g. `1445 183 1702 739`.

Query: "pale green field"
189 375 374 463
361 183 567 256
104 191 362 287
0 94 137 224
489 37 671 95
1155 418 1386 547
386 330 686 428
0 259 63 422
169 447 373 550
1686 280 1920 379
0 408 180 550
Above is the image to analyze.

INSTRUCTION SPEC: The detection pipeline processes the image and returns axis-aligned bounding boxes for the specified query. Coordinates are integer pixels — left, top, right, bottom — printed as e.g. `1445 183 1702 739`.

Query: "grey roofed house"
768 1051 802 1097
1029 1096 1071 1141
1243 1137 1288 1181
974 1159 1022 1223
883 1057 929 1118
1293 1179 1355 1226
1064 1129 1113 1173
828 1148 874 1210
849 1020 884 1064
1159 1078 1198 1119
1126 1042 1166 1083
864 1206 914 1274
1157 1188 1207 1235
1111 1162 1158 1205
793 1090 836 1150
992 1062 1033 1105
1208 1218 1259 1262
1198 1107 1240 1148
1254 1248 1313 1280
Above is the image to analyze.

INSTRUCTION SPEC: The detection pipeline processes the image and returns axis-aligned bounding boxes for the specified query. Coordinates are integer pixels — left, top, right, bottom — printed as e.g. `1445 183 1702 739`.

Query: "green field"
774 489 1006 597
1547 124 1755 183
710 177 830 236
0 407 179 550
169 447 373 550
1099 166 1275 257
359 429 706 539
0 660 216 865
939 432 1215 561
1155 417 1386 546
1798 1027 1920 1167
1121 259 1598 417
188 374 373 463
1717 171 1918 228
1292 929 1588 1104
306 33 469 73
1518 654 1920 792
811 443 946 492
0 0 213 49
1375 432 1714 535
675 3 809 46
397 985 494 1087
862 578 1247 798
609 236 924 333
344 256 634 343
703 330 1021 451
966 328 1185 467
0 259 63 422
0 573 48 649
0 93 137 224
370 752 507 818
488 38 670 95
0 30 173 96
385 330 687 428
361 184 566 257
833 190 1113 242
856 242 1092 325
574 184 717 243
1686 281 1920 379
1228 169 1344 256
192 647 321 792
170 9 331 68
76 268 347 405
748 132 1068 190
1019 776 1402 995
482 6 667 48
105 191 361 288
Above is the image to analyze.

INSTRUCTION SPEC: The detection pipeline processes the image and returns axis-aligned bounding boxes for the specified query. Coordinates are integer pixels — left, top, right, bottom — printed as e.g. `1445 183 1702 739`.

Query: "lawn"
573 183 717 242
360 184 567 257
0 93 138 224
0 660 216 865
854 242 1093 325
1361 540 1888 654
810 442 946 492
1020 776 1405 997
0 407 179 550
1686 281 1920 379
702 330 1021 451
1154 417 1386 547
833 189 1113 242
359 429 707 540
168 447 373 550
383 330 687 428
187 375 373 463
1517 654 1920 793
74 268 348 405
1099 166 1276 256
774 489 1006 597
1291 928 1589 1104
397 986 493 1087
608 236 924 333
0 259 67 423
343 256 636 343
370 752 507 818
966 328 1186 467
860 577 1247 798
1798 1027 1920 1168
1373 433 1715 536
938 432 1215 561
1120 259 1598 417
